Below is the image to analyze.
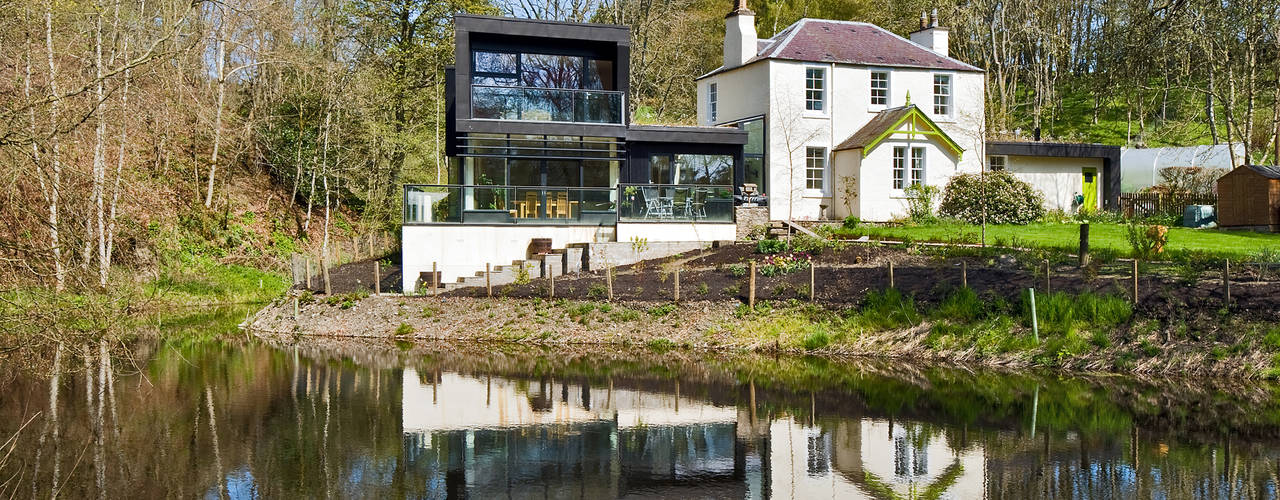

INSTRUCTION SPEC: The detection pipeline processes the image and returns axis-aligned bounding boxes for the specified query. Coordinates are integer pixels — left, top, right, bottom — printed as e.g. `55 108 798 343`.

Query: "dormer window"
805 67 826 112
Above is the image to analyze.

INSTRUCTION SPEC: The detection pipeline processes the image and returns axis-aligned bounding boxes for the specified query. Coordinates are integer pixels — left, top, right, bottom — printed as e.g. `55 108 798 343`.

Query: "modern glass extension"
403 134 733 225
470 50 624 125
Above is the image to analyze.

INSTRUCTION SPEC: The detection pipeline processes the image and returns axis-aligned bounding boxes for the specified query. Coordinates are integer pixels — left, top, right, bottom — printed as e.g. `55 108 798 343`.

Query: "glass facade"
471 50 623 124
739 117 766 195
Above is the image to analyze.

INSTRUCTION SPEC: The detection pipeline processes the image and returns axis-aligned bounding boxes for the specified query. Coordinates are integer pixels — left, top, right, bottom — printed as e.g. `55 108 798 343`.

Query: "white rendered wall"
401 225 606 293
1005 155 1104 211
697 62 770 126
615 222 736 243
762 60 984 221
854 140 961 222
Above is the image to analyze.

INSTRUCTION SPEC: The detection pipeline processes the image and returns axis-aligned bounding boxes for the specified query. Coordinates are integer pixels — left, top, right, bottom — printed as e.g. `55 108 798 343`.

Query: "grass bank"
831 221 1280 260
249 284 1280 379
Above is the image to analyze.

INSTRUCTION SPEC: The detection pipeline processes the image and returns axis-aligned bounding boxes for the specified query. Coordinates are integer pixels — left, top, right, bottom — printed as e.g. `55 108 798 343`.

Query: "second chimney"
909 9 949 57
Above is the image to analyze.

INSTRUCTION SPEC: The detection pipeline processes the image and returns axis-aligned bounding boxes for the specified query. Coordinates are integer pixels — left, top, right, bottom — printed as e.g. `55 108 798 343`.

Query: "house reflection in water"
399 369 985 499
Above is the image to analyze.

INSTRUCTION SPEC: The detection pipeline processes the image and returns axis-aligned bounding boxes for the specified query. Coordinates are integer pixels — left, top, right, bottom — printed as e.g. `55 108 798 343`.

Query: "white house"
697 4 986 222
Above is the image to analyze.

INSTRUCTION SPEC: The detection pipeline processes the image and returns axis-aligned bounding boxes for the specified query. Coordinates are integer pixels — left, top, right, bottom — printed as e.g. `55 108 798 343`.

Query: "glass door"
509 160 542 220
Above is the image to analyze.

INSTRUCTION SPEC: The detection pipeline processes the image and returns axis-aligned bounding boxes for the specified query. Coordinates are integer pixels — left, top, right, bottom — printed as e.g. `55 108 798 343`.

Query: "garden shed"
1217 165 1280 232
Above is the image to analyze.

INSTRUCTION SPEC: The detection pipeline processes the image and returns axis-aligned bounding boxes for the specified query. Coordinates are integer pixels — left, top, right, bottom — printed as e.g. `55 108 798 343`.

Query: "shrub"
939 170 1045 225
756 239 787 254
1126 222 1168 259
727 263 748 277
648 303 677 317
842 215 860 229
904 184 941 223
792 234 833 255
394 323 413 336
587 283 608 299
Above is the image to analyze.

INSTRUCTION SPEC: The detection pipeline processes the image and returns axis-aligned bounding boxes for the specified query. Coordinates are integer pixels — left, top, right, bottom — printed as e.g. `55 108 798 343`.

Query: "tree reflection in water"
1 333 1280 498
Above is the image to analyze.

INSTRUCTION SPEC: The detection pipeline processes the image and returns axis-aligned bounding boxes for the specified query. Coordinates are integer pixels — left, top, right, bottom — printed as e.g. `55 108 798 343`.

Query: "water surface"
3 330 1280 499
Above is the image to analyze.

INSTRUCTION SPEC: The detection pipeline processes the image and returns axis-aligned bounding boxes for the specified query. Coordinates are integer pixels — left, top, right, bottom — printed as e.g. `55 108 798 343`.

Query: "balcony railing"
405 185 617 225
617 184 735 223
405 184 736 225
471 85 624 125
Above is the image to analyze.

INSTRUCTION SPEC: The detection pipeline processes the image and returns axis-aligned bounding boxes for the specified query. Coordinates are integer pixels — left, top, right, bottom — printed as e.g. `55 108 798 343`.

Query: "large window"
893 147 906 189
870 71 889 106
648 154 732 185
933 74 951 116
473 50 614 90
739 117 766 194
708 83 718 123
805 147 826 191
805 67 825 112
893 146 925 189
471 50 621 124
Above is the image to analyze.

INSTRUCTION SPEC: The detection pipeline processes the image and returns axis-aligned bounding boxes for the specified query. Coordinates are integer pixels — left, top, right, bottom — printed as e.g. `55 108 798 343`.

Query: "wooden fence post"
306 256 312 289
292 297 299 319
1131 260 1139 304
961 261 968 288
606 264 613 301
549 268 555 299
1079 223 1090 267
674 268 680 303
374 261 381 295
888 260 895 289
748 261 757 308
809 260 815 303
1224 259 1231 306
432 262 438 297
486 263 492 298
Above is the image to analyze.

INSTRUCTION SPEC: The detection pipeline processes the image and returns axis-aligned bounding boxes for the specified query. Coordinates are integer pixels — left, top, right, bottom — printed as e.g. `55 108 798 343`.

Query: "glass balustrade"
404 185 618 225
617 184 735 223
471 86 624 125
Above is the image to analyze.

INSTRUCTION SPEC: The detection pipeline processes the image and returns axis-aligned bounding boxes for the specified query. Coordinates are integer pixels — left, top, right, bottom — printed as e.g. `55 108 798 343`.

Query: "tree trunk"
205 13 227 208
93 3 109 288
45 0 65 291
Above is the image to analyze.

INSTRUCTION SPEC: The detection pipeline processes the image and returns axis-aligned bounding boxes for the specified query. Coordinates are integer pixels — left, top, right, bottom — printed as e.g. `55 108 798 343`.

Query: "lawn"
834 222 1280 260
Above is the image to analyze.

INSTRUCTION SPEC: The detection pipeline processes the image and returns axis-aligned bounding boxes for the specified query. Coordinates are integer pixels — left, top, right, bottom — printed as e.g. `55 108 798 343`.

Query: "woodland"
0 0 1278 296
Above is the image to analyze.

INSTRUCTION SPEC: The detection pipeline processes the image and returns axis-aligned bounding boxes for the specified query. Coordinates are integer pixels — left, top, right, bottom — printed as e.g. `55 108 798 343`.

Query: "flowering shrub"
939 170 1045 225
759 253 811 276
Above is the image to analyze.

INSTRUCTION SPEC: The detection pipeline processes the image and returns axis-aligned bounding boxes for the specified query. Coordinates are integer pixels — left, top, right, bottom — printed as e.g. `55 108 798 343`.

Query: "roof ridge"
767 19 809 58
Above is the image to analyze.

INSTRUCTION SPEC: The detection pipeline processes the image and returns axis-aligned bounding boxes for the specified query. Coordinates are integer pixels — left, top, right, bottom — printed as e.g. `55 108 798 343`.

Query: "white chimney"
909 9 949 57
724 0 756 69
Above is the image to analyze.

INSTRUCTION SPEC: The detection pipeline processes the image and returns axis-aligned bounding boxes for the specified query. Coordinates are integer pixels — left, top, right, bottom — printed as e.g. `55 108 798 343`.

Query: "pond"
3 327 1280 498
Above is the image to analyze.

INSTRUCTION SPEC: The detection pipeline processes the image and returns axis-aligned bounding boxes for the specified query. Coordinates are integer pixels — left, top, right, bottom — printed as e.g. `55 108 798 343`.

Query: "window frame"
892 146 906 190
804 66 827 114
709 82 718 124
910 147 926 186
932 73 953 118
805 146 828 194
869 70 890 108
987 154 1008 172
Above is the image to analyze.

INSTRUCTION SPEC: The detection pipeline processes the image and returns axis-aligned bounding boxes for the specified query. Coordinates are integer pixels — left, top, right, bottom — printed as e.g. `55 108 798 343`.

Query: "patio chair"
690 188 708 219
641 186 672 218
673 187 691 219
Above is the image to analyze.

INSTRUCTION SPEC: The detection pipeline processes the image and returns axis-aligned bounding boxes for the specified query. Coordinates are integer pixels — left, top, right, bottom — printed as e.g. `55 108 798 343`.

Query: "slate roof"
700 18 982 79
1245 164 1280 179
834 106 915 151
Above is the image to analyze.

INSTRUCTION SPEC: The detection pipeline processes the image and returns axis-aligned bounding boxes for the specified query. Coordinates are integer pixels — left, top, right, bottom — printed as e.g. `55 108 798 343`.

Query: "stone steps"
439 245 589 292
